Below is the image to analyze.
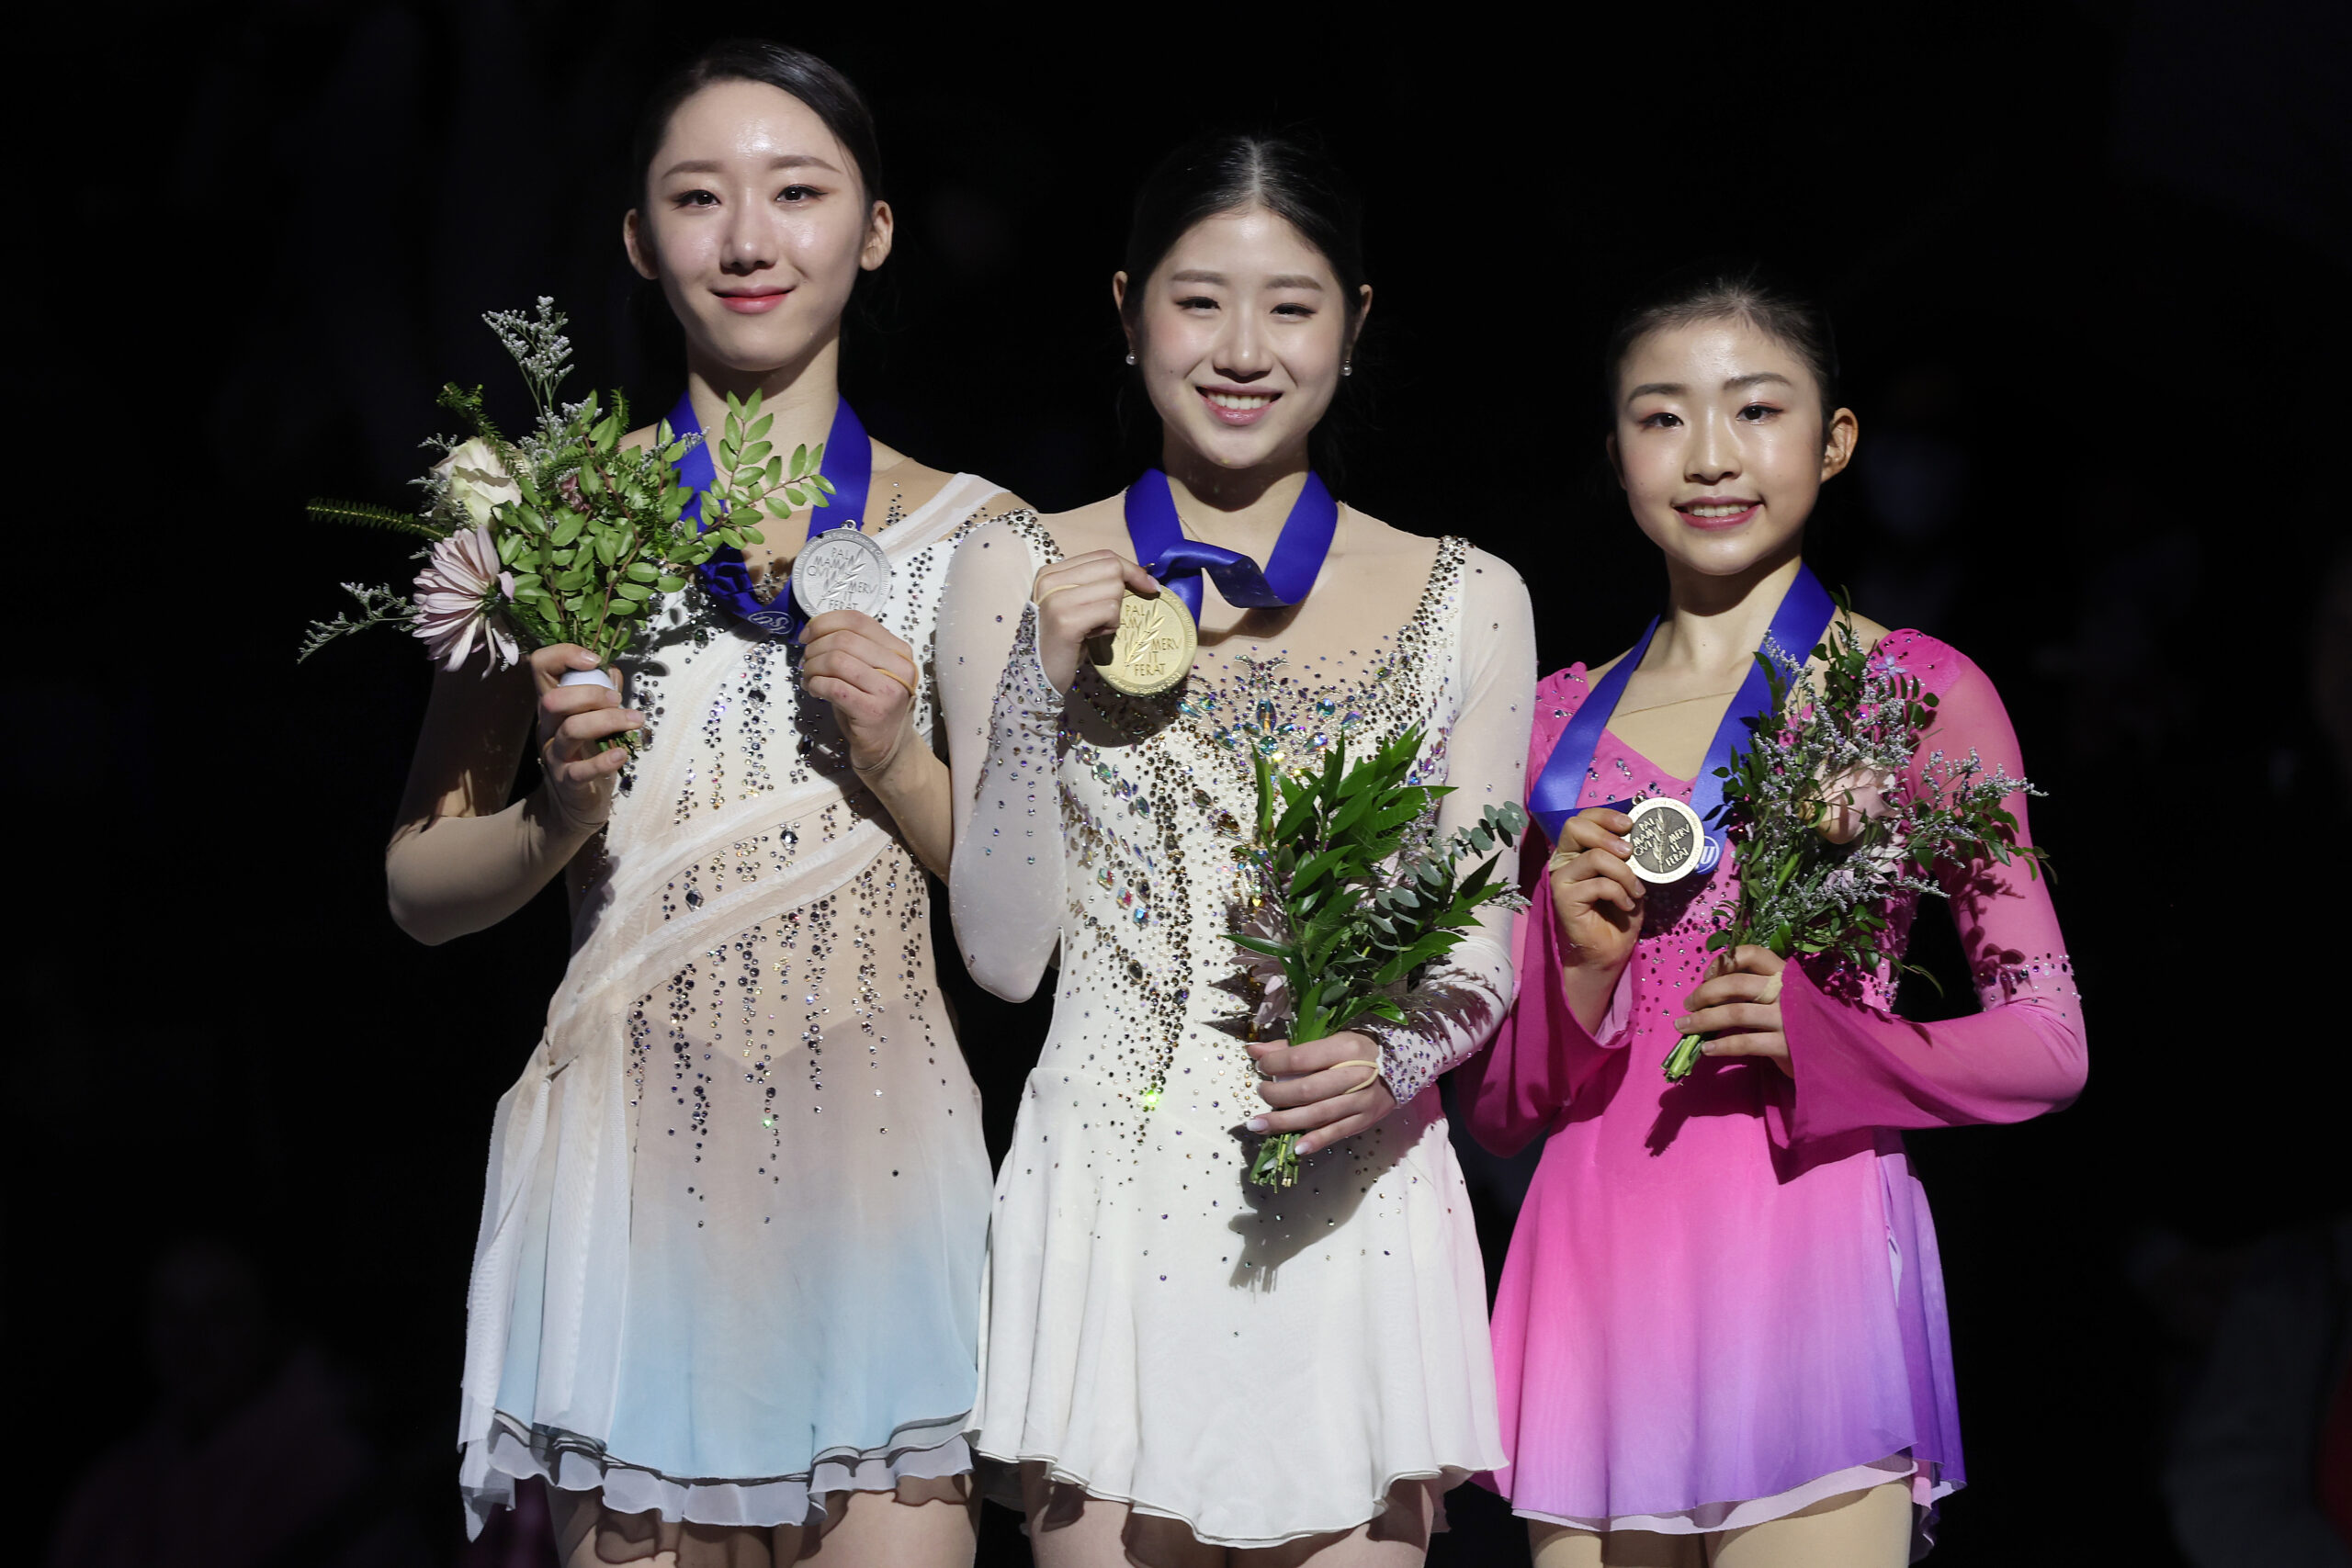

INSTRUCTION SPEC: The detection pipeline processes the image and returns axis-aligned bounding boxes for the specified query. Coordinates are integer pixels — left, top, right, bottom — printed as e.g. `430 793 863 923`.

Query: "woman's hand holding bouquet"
1659 614 2046 1081
1227 726 1528 1188
298 299 820 752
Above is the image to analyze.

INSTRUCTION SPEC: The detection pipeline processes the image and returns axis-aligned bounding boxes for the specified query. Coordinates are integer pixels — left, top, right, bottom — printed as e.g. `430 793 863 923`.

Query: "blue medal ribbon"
1526 563 1838 876
1121 468 1339 623
666 390 873 638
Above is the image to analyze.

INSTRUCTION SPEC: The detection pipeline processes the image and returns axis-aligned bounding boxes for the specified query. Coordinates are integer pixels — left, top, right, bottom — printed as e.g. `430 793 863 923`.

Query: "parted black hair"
629 39 884 210
1117 130 1371 493
1604 262 1841 435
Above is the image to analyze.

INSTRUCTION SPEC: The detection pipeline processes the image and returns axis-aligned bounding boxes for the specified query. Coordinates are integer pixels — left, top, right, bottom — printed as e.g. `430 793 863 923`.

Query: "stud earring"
1341 358 1353 378
1125 351 1136 366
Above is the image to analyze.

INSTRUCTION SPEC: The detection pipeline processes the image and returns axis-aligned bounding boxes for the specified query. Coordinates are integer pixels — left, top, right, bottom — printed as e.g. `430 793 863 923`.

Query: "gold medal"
1089 590 1196 695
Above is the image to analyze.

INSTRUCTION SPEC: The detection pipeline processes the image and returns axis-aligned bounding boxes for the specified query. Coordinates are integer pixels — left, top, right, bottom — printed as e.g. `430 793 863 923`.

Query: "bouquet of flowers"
1662 615 2047 1080
299 298 831 687
1228 727 1528 1187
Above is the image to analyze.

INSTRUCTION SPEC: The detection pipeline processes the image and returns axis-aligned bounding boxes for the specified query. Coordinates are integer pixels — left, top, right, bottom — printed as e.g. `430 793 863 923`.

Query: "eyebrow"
659 152 842 178
1166 269 1326 290
1625 371 1798 400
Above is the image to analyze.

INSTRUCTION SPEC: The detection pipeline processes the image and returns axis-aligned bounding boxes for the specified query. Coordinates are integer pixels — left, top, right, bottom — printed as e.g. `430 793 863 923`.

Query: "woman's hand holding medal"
798 609 923 775
1029 551 1167 694
1549 806 1646 1032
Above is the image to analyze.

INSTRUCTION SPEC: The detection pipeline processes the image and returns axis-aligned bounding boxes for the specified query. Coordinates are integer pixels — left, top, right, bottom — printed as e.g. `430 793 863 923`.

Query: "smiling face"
1118 205 1366 476
1611 316 1858 578
624 78 890 377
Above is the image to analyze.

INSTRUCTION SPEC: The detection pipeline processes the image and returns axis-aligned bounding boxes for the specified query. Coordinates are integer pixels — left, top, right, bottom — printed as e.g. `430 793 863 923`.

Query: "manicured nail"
1245 1117 1268 1134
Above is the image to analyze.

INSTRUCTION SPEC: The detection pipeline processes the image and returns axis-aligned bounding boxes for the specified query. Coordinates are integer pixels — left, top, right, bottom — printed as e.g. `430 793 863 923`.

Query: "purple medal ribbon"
1526 563 1838 876
1121 468 1339 622
667 390 873 638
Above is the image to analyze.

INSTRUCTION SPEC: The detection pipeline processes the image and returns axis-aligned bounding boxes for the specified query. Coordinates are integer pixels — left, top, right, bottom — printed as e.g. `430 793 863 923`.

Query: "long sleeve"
1460 667 1638 1156
1461 851 1638 1156
938 517 1063 1002
1360 552 1538 1106
1782 640 2088 1139
386 791 597 944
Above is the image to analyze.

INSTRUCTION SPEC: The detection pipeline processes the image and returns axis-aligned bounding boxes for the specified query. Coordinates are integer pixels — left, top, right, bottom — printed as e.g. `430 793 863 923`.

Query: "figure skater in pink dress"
1461 266 2086 1566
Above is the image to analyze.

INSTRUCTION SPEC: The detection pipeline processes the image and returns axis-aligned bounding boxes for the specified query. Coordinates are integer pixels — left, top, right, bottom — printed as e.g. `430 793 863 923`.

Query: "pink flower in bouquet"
413 525 519 671
1815 764 1897 845
1227 898 1295 1033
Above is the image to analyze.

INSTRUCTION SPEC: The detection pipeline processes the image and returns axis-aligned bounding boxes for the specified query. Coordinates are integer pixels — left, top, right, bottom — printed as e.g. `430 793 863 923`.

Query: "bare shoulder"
620 422 662 453
1034 493 1132 560
868 442 967 522
1331 503 1444 576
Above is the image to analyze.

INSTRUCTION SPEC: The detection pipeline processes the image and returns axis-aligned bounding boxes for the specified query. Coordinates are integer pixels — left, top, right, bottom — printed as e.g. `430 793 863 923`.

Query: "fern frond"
436 381 506 447
308 497 447 539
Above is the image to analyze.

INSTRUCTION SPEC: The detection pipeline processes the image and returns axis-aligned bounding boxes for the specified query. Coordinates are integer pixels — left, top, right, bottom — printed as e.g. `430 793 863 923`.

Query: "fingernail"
1611 840 1632 855
1674 1017 1691 1031
1244 1117 1268 1134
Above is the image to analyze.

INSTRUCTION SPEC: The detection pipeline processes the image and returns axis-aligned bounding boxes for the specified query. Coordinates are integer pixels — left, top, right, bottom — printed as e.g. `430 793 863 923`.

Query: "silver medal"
790 526 892 621
1624 795 1710 884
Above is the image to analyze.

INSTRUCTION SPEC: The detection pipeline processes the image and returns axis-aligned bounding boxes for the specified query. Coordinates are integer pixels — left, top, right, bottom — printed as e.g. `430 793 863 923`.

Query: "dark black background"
28 3 2351 1564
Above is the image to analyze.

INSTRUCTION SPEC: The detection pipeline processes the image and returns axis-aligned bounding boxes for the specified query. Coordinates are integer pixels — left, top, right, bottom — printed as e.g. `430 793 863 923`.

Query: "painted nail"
1244 1117 1268 1134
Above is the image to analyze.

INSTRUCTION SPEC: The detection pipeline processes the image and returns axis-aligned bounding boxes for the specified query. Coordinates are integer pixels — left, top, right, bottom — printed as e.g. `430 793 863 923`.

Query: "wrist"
1013 604 1071 713
1560 958 1630 1037
1025 601 1082 697
851 720 923 788
1350 1018 1433 1109
529 774 610 844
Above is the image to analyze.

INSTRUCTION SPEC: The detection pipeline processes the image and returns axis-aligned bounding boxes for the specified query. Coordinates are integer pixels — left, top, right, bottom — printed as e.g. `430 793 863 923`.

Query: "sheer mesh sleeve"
1357 550 1539 1105
937 516 1063 1002
1781 639 2088 1137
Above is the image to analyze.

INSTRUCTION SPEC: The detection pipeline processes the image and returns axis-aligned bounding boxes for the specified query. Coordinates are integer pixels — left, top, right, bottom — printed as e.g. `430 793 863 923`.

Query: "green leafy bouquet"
300 298 831 681
1662 615 2047 1080
1227 728 1528 1187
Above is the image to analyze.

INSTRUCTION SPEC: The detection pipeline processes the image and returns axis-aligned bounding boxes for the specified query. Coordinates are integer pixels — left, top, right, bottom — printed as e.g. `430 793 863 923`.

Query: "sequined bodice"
537 480 999 1163
1038 537 1472 1144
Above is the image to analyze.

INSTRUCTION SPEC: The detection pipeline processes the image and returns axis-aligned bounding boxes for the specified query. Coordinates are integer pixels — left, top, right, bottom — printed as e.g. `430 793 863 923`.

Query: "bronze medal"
1089 591 1196 696
1624 795 1709 885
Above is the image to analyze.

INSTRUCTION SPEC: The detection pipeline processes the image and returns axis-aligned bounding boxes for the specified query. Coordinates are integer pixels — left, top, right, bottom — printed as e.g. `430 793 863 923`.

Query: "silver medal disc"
1624 795 1709 885
791 527 891 621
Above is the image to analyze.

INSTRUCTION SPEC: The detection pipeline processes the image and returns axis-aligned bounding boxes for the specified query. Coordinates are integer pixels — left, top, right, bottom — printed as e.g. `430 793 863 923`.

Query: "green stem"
1664 919 1756 1082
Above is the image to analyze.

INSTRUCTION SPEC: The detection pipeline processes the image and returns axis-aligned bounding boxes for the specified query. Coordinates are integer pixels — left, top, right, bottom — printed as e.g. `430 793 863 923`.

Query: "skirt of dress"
971 1071 1505 1550
460 852 991 1535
